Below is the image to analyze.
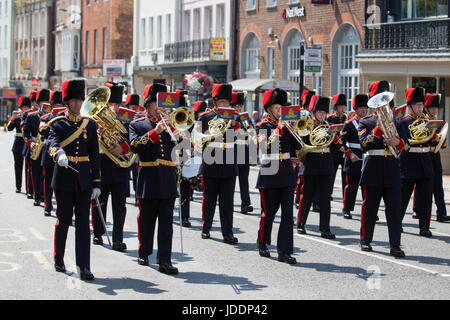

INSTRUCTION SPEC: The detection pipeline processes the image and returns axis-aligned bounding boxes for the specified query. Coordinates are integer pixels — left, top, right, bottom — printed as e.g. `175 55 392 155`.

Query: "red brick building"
82 0 133 91
234 0 366 112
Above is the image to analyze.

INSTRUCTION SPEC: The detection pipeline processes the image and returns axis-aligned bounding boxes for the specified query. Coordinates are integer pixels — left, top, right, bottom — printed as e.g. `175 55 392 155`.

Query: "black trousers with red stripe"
180 179 191 218
91 181 128 243
201 176 236 236
360 185 402 246
238 164 251 207
298 174 333 231
25 159 34 196
13 152 24 191
31 158 43 202
54 189 91 269
401 178 432 230
43 163 54 212
258 187 295 254
137 198 175 264
343 172 363 212
432 174 447 217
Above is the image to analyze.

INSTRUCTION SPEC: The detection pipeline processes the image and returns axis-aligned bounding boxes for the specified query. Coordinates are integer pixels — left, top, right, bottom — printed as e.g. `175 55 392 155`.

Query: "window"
93 29 97 64
338 43 359 109
85 30 90 64
401 0 448 19
73 34 79 70
4 25 7 49
184 11 190 41
267 47 275 79
204 7 212 38
0 26 2 49
103 28 107 59
149 17 154 49
156 16 162 48
247 0 256 10
242 33 260 79
246 48 260 72
266 0 276 8
288 47 301 105
193 9 201 40
140 19 146 49
166 14 171 43
313 75 322 96
216 5 225 38
340 44 359 70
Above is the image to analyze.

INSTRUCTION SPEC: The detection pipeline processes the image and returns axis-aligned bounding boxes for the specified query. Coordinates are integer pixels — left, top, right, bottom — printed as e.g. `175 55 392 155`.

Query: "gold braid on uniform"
361 134 375 148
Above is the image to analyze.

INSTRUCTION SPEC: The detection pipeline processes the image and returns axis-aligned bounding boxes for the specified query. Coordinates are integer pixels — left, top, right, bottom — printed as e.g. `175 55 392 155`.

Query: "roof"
229 79 301 92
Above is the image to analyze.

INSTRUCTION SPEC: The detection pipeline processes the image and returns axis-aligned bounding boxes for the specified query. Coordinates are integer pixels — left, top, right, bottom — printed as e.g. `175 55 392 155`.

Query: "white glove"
58 153 69 168
92 188 101 200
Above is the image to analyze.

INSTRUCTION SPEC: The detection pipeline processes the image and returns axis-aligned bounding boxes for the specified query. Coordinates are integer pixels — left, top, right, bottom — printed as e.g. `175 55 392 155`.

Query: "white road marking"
0 228 28 243
22 250 52 270
28 227 49 241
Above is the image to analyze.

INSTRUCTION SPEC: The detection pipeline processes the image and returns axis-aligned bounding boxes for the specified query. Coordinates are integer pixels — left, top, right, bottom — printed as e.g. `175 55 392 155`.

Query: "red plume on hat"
424 93 441 108
212 84 233 101
309 96 330 113
50 91 63 105
369 80 391 98
352 94 369 110
18 96 31 108
262 88 287 110
62 80 85 101
143 83 167 103
405 87 425 104
125 94 140 107
332 94 346 107
194 101 207 112
29 90 37 102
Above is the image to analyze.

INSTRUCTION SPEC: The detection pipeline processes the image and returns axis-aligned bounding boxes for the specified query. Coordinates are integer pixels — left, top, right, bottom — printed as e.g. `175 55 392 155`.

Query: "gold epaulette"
48 116 66 126
132 117 146 123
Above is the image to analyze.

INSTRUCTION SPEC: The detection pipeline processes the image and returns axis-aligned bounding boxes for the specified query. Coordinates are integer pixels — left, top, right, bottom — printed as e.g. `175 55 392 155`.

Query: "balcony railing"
164 39 211 63
364 18 450 50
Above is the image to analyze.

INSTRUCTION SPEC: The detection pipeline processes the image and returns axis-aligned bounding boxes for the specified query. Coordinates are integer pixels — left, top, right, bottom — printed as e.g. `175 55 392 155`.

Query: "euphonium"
191 116 232 153
295 123 335 162
30 125 47 160
408 118 436 145
80 87 137 168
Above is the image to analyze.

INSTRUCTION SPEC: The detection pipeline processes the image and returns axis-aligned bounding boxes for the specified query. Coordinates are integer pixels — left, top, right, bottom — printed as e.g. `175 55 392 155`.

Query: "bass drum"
182 156 204 192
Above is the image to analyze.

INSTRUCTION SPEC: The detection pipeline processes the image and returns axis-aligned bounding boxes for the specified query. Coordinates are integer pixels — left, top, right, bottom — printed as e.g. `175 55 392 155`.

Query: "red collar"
65 111 82 122
313 118 326 125
409 113 422 120
146 114 159 122
426 114 437 120
262 117 278 125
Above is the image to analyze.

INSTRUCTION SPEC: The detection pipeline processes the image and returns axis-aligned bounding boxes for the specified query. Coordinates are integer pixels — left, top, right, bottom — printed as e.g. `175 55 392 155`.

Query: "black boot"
158 263 178 275
297 223 306 234
277 253 296 264
78 267 94 281
360 240 372 252
419 229 432 238
182 217 191 227
343 210 352 220
257 241 270 258
320 229 336 240
390 246 405 258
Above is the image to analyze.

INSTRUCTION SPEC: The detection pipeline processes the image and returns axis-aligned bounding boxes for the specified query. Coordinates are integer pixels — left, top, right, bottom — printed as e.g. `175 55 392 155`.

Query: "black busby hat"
50 91 63 105
332 94 346 108
36 89 50 103
29 90 37 102
309 96 330 113
301 90 315 109
105 82 125 104
231 92 245 106
143 83 168 104
62 80 85 101
424 93 441 108
175 89 188 107
18 97 31 108
262 88 288 110
352 94 369 110
212 84 233 101
406 87 425 105
369 80 391 98
125 94 140 107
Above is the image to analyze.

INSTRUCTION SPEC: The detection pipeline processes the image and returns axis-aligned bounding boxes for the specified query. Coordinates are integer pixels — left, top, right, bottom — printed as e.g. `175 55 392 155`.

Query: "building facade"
82 0 133 92
236 0 366 112
359 0 450 172
0 0 15 124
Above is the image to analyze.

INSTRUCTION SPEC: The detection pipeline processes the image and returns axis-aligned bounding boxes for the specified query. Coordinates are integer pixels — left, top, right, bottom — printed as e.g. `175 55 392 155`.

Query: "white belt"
236 140 248 146
310 148 330 154
16 133 23 138
348 143 361 149
366 149 394 157
409 147 430 153
261 153 290 161
208 142 235 149
31 137 36 142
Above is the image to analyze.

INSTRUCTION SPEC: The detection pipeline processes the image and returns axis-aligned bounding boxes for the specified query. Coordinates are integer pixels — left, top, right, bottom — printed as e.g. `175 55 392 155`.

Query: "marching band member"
297 96 346 239
197 84 240 244
23 89 50 206
357 81 405 257
256 88 302 264
328 94 348 199
91 82 131 251
397 87 438 237
194 101 207 120
48 79 101 280
340 94 368 220
8 97 30 193
129 83 179 275
424 94 449 222
20 97 34 199
232 91 253 214
40 91 65 216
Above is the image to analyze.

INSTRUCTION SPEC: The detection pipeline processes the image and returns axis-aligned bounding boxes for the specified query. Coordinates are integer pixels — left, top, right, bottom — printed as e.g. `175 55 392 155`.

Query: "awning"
229 79 301 92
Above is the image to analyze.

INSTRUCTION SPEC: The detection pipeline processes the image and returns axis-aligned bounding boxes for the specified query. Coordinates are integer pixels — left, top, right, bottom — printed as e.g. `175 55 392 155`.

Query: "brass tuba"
30 125 46 160
80 87 137 168
367 91 400 158
408 118 436 145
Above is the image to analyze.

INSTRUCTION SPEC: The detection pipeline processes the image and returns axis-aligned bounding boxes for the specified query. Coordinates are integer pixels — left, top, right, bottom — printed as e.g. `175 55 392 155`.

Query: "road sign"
304 48 322 74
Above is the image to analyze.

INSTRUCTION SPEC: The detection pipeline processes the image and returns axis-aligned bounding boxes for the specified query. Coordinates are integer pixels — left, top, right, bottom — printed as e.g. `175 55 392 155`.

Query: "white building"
0 0 13 88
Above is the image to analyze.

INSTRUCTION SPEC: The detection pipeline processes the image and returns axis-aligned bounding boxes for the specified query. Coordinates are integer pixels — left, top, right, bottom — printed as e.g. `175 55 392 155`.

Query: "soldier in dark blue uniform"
358 81 405 257
91 82 131 251
340 94 368 219
20 98 34 198
397 87 438 237
297 96 346 239
197 84 240 244
129 83 179 275
194 101 207 120
48 79 101 280
8 97 31 193
40 91 65 216
256 89 302 264
422 94 449 222
327 94 348 200
23 89 50 206
232 92 253 214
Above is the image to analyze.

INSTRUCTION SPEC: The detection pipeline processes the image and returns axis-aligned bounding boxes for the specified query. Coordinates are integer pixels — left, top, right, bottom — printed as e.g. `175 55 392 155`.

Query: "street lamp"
299 40 305 95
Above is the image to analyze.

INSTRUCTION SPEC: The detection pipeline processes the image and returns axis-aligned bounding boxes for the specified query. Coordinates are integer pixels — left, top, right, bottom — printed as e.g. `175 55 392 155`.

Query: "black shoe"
44 211 51 217
78 267 95 281
33 201 40 206
16 188 21 193
360 240 372 252
419 229 432 237
54 260 66 273
390 246 405 258
93 236 103 245
201 232 210 239
223 234 238 244
278 253 297 264
27 193 33 199
137 256 149 266
321 230 336 240
241 205 253 214
295 198 299 209
297 224 306 234
112 242 127 252
312 205 320 212
412 212 419 219
343 211 352 220
158 263 178 275
375 215 379 222
257 241 270 258
182 217 191 227
437 216 450 222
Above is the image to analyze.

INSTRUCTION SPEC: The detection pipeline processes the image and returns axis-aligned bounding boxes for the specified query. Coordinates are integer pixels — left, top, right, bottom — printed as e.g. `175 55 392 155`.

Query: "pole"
299 41 305 96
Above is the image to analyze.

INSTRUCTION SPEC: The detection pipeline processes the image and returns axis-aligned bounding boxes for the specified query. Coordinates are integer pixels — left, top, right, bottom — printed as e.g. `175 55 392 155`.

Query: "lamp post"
299 40 305 97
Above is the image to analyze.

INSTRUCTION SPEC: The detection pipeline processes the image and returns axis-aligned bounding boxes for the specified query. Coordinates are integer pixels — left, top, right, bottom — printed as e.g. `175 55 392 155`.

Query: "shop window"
401 0 448 20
